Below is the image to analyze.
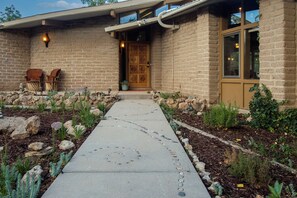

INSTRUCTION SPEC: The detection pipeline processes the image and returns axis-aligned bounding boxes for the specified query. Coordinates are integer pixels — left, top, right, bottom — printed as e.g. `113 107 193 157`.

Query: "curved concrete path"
42 100 210 198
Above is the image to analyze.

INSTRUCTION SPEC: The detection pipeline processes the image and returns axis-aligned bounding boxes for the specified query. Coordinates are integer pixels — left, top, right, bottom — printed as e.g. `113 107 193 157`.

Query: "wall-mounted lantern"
42 33 50 48
120 41 125 48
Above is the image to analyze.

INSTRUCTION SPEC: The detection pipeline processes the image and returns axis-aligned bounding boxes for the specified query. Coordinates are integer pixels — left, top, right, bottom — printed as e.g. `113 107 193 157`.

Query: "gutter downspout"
157 9 180 30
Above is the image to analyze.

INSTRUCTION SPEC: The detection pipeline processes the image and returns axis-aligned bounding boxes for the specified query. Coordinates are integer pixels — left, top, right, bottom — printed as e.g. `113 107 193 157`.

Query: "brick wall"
259 0 296 107
159 9 219 102
0 30 31 91
150 25 162 90
30 16 119 91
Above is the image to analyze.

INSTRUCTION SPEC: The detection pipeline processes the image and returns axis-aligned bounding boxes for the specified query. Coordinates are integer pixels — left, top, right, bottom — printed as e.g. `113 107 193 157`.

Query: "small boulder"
22 165 43 184
178 102 189 111
195 162 205 172
64 120 73 129
59 140 75 150
90 109 103 116
25 146 53 158
0 117 26 133
51 122 63 131
28 142 44 151
26 116 40 135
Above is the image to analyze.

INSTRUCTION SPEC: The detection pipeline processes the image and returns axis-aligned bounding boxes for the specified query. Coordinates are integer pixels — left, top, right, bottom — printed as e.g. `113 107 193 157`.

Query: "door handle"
147 61 151 68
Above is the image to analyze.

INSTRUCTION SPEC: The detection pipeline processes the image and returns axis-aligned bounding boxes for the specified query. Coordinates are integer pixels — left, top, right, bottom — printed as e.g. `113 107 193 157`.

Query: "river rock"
59 140 75 150
0 117 26 133
10 116 40 140
28 142 44 151
178 102 189 111
25 146 53 157
195 162 205 172
26 116 40 135
90 108 103 116
22 165 43 184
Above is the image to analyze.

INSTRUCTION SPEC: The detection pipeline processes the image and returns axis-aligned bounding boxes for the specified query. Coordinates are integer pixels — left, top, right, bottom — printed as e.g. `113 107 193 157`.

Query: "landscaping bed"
180 126 297 197
154 87 297 197
1 108 98 196
0 90 119 197
174 110 297 170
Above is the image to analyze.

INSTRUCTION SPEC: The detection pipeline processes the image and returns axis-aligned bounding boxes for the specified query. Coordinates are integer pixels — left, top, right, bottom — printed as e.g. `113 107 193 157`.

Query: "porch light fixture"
42 33 50 48
120 41 125 48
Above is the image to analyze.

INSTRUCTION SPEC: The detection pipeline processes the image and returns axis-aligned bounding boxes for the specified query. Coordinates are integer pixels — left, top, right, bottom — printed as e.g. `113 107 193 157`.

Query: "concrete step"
118 91 152 100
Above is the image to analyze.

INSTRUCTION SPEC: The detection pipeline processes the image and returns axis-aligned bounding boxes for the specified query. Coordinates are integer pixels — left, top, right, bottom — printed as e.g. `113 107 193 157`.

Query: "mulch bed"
173 110 297 197
0 108 99 197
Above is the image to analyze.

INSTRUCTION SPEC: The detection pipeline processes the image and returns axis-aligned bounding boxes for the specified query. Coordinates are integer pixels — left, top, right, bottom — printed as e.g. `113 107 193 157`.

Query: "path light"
42 33 50 48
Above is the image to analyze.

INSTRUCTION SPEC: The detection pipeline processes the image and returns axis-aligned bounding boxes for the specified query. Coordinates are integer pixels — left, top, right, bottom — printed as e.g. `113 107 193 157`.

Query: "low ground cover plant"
226 150 270 186
159 92 181 100
203 103 238 128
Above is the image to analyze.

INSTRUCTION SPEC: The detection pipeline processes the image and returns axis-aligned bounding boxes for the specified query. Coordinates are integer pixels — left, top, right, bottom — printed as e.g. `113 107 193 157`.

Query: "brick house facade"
0 0 296 108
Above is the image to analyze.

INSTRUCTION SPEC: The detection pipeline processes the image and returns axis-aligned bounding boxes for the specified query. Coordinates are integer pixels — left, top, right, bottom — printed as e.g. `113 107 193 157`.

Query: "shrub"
249 84 282 131
49 151 72 178
277 108 297 135
228 151 270 186
0 163 18 196
203 103 238 128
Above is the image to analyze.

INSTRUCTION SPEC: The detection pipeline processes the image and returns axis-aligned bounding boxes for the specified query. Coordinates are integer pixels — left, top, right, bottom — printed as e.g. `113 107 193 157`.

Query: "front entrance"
128 43 150 89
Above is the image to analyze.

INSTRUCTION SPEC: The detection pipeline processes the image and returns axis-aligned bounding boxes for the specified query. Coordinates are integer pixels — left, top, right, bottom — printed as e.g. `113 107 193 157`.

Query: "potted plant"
121 80 129 91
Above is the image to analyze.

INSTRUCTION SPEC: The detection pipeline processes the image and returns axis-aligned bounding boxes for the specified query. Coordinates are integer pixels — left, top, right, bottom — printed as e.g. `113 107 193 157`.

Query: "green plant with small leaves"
57 125 67 141
203 103 238 128
14 158 31 176
267 181 283 198
249 84 284 132
79 100 97 128
97 103 106 114
49 151 73 178
160 103 176 121
4 173 41 198
285 183 297 197
0 100 5 109
159 92 181 100
74 127 85 140
37 102 47 112
212 182 223 196
0 163 18 196
228 151 270 186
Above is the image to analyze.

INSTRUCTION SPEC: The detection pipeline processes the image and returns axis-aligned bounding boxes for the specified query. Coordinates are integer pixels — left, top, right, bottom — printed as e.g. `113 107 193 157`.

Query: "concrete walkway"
43 100 210 198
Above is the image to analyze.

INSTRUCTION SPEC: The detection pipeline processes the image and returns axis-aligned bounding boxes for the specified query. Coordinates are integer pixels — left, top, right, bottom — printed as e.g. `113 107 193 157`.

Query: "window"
222 0 259 80
245 29 259 79
155 5 169 16
223 33 240 77
120 12 137 24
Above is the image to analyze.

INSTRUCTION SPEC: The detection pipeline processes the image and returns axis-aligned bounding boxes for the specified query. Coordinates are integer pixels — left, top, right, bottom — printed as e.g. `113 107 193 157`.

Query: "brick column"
259 0 296 106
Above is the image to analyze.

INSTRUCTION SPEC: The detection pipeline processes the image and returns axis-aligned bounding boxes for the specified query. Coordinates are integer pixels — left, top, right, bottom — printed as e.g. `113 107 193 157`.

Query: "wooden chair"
45 69 61 91
25 69 43 91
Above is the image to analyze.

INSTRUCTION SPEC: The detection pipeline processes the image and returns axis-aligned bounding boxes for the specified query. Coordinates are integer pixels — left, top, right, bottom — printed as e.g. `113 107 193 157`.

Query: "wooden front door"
128 43 150 89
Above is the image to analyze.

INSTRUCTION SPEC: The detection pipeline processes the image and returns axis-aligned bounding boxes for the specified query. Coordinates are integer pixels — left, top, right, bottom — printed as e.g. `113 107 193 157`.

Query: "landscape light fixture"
42 33 50 48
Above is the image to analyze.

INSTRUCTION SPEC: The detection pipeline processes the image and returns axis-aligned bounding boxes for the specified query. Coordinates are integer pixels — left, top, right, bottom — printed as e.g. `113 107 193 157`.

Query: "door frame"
126 41 151 90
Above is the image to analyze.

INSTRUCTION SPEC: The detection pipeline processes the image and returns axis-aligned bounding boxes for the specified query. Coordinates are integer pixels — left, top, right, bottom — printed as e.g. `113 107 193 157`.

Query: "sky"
0 0 88 18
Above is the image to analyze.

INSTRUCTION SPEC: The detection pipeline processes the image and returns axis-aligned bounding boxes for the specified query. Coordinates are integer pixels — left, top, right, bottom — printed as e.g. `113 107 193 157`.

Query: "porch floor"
42 99 210 198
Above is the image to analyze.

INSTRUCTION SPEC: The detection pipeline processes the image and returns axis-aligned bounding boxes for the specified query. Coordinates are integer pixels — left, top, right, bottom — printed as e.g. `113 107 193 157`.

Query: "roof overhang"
105 0 225 33
0 0 163 30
